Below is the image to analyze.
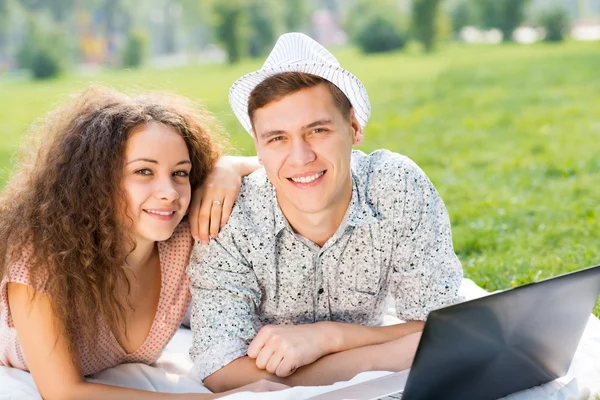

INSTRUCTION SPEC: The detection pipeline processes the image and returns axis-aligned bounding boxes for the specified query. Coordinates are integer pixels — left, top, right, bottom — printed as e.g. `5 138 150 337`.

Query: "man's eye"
268 136 284 143
173 170 190 177
313 128 327 134
135 169 152 176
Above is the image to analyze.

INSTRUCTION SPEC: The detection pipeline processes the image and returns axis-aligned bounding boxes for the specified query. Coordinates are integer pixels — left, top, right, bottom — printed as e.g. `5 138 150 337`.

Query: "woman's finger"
197 194 213 244
209 198 223 238
188 187 204 240
220 192 235 228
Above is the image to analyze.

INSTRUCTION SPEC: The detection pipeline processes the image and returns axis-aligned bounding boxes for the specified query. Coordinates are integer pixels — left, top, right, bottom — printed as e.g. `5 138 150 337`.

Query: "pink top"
0 221 193 376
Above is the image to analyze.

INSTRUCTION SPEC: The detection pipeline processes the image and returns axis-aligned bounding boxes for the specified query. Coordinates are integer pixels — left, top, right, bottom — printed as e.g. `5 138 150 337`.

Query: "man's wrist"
315 321 346 354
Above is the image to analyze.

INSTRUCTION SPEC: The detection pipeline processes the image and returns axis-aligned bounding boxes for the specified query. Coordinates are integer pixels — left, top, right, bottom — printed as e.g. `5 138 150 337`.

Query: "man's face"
252 84 363 218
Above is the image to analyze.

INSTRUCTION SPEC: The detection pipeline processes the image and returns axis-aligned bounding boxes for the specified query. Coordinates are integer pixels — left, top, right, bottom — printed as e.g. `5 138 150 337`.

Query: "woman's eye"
135 168 152 176
173 170 190 177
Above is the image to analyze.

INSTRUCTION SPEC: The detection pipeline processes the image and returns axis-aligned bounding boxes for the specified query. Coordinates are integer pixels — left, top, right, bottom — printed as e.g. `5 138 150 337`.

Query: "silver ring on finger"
213 200 222 206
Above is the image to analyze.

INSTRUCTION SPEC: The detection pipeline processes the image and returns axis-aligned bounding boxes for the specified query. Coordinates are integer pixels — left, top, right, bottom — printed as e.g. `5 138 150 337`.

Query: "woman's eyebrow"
126 158 191 165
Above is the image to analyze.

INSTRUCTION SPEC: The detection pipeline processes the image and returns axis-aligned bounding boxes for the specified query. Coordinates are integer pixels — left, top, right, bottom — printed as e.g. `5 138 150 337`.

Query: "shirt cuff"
188 339 249 383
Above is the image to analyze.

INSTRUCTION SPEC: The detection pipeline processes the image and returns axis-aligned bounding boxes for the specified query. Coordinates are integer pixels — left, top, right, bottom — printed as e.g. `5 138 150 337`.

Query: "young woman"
0 87 285 399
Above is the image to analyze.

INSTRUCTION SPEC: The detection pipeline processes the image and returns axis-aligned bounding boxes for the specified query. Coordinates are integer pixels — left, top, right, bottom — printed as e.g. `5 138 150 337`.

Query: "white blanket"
1 279 599 400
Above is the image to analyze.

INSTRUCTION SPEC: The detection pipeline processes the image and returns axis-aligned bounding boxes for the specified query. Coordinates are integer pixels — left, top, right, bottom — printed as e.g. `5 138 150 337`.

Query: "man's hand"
247 322 335 377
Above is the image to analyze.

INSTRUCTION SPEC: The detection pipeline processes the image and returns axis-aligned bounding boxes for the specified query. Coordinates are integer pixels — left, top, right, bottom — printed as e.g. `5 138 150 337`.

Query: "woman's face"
122 122 192 245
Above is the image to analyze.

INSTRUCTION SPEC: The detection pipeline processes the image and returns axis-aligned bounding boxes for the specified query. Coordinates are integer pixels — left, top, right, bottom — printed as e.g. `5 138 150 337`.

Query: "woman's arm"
7 283 284 400
188 156 261 244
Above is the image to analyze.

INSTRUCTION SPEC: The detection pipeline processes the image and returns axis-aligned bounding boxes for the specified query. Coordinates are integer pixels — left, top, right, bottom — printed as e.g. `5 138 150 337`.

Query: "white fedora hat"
229 32 371 135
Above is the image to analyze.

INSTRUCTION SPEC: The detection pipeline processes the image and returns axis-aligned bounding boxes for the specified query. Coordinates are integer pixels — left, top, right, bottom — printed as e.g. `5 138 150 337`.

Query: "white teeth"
291 171 324 183
146 210 175 216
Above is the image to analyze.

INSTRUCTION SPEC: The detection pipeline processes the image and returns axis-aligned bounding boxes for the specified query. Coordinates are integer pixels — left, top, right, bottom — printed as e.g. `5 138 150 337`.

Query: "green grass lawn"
1 41 599 316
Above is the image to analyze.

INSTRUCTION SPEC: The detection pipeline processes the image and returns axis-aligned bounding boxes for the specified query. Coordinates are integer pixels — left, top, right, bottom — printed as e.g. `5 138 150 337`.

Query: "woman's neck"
124 238 157 274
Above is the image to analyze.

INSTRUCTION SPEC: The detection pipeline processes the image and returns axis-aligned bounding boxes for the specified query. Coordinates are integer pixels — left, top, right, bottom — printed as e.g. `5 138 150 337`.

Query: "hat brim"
229 63 371 135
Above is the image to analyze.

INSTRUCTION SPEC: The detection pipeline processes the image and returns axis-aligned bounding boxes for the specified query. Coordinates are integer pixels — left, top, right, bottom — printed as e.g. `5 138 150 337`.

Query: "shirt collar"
271 170 382 237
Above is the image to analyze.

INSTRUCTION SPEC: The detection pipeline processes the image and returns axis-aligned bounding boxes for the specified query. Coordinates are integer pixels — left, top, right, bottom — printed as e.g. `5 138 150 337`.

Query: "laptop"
311 264 600 400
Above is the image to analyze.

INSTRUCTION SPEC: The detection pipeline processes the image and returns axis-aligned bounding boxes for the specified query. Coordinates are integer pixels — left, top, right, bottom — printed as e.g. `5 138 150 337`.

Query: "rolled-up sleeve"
391 159 463 321
187 230 261 382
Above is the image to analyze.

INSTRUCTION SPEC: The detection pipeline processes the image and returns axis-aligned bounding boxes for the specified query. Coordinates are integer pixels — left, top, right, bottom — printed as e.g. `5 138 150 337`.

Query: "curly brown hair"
0 86 224 362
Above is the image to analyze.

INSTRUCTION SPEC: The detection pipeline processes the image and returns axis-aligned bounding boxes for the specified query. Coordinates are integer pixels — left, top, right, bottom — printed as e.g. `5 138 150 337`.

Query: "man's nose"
288 137 316 166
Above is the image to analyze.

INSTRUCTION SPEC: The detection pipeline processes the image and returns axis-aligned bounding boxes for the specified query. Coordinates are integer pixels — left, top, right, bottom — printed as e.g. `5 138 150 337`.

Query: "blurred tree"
347 0 407 54
497 0 530 42
248 0 276 58
16 0 43 11
474 0 502 29
175 0 212 52
163 0 178 54
17 0 74 22
30 48 60 78
436 6 453 43
16 16 68 79
45 0 74 22
449 0 477 35
474 0 530 42
320 0 338 12
213 0 247 63
283 0 307 32
412 0 441 52
0 0 9 60
121 29 147 67
538 6 570 42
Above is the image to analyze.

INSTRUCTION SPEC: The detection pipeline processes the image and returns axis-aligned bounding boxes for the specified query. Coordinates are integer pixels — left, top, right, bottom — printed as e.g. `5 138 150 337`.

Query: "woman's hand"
189 156 261 244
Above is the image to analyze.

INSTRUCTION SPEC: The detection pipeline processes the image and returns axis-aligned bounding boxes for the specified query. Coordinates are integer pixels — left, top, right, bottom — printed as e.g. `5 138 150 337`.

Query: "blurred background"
0 0 599 314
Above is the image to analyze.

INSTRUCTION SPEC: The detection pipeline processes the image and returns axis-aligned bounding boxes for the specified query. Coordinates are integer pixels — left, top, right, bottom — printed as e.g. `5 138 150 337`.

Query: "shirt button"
318 288 324 295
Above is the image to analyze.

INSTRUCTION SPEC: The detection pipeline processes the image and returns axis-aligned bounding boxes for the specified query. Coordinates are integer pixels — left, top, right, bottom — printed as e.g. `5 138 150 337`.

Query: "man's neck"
278 180 352 248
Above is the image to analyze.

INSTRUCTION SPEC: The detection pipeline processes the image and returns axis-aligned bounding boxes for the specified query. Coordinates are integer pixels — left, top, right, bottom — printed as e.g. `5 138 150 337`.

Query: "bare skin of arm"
8 283 286 400
204 329 422 393
189 156 261 243
245 321 425 377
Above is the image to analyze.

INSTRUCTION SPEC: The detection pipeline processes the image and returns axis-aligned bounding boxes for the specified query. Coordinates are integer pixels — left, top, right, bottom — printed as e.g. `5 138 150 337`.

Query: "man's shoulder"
237 168 272 207
351 149 427 190
222 169 275 232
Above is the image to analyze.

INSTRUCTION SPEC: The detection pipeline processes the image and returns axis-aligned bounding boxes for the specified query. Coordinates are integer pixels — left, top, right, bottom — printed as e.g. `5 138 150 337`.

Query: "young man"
187 33 463 392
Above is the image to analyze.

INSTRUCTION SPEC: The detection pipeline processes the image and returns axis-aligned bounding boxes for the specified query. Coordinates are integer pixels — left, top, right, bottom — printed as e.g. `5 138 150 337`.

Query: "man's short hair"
247 72 352 132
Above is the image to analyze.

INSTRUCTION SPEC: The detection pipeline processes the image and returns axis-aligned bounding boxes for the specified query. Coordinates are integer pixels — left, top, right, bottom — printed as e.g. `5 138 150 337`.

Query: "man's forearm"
325 321 424 353
204 332 421 393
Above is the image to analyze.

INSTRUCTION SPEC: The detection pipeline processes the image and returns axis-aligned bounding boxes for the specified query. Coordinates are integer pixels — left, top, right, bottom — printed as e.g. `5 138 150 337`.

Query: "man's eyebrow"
259 119 333 139
126 158 191 166
303 119 333 130
260 130 286 140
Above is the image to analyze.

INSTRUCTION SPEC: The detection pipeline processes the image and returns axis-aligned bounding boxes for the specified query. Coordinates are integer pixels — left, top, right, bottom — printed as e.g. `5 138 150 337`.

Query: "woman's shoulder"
3 244 41 289
170 219 192 241
158 220 194 264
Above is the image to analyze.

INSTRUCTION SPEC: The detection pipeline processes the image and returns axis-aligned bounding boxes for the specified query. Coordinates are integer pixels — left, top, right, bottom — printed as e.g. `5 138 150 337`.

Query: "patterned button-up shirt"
187 149 463 381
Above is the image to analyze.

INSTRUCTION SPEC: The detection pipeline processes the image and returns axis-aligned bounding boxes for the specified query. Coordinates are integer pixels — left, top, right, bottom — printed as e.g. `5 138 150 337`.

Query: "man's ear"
252 130 263 165
349 108 364 145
